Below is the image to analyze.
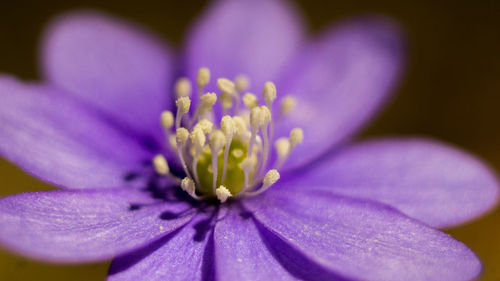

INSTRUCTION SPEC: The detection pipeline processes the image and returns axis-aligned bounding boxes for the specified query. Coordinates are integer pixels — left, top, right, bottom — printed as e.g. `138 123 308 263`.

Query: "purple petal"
288 138 499 228
0 189 193 263
108 212 215 281
213 207 297 280
276 17 405 170
185 0 304 93
42 11 174 139
244 190 481 281
0 76 150 189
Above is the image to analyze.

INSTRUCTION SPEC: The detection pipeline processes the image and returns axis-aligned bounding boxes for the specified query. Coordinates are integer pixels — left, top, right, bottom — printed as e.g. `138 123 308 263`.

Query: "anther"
289 128 304 149
181 177 202 200
216 185 232 203
160 111 174 130
243 93 258 109
175 78 192 98
153 154 169 176
193 119 213 134
240 154 257 194
191 93 217 123
274 137 290 168
280 96 296 116
217 78 236 95
244 170 280 196
197 68 210 90
263 82 277 108
235 75 250 93
175 97 191 129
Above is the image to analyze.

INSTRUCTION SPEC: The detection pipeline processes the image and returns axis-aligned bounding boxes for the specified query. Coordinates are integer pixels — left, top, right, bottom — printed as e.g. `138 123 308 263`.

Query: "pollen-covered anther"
176 128 189 144
175 77 192 98
216 185 232 203
181 177 202 200
289 128 304 149
175 97 191 129
217 78 236 95
197 67 210 89
235 75 250 93
244 170 280 197
193 119 213 134
263 81 277 108
160 111 174 129
153 154 169 176
243 93 258 109
280 96 296 116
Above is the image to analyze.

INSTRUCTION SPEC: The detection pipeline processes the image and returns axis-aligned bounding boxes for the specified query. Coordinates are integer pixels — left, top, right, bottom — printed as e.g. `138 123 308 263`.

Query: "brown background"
0 0 499 280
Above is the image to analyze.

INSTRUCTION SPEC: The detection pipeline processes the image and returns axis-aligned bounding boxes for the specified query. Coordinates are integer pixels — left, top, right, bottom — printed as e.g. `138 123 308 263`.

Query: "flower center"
152 67 303 203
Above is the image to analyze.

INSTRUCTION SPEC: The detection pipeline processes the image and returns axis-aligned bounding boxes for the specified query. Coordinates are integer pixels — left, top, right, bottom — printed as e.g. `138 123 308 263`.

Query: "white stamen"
193 119 214 134
216 185 232 203
191 93 217 123
243 93 258 109
168 135 177 150
160 111 174 130
258 106 272 177
209 130 226 194
235 75 250 93
181 177 202 200
274 137 290 168
263 81 277 108
232 116 248 138
289 128 304 149
197 67 210 91
245 170 280 196
220 92 233 113
176 128 191 178
153 154 169 176
220 116 235 183
175 78 192 98
217 78 236 95
175 97 191 129
248 106 262 157
280 96 296 116
240 154 257 194
190 128 206 186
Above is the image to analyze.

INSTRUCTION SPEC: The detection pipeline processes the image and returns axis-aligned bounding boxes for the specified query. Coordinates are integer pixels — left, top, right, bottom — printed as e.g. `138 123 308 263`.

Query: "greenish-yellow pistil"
152 67 303 203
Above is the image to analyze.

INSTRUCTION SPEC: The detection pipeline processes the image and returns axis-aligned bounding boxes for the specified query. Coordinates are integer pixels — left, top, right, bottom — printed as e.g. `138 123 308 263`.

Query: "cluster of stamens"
153 67 303 203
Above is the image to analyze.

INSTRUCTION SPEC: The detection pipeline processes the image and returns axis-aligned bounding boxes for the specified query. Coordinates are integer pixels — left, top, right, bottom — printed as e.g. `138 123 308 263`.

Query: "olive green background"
0 0 499 280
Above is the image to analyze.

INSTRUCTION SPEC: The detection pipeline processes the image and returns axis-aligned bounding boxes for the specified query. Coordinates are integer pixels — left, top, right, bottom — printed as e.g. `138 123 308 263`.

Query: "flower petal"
213 207 297 280
0 76 151 189
276 17 405 170
108 212 215 281
42 11 174 139
185 0 304 93
288 138 499 228
0 189 193 263
244 190 481 281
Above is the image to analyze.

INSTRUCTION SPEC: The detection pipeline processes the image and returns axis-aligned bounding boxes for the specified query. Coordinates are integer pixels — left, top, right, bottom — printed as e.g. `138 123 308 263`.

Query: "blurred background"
0 0 499 280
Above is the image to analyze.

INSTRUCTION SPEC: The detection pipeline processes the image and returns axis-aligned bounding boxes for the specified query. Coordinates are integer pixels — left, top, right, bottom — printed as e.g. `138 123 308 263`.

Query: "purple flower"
0 0 498 280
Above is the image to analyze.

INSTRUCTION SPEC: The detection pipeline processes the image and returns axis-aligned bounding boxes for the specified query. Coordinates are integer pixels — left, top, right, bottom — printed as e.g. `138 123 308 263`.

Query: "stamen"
191 93 217 124
257 106 272 178
153 154 169 176
193 119 214 134
289 128 304 149
209 130 226 194
175 97 191 129
240 154 257 194
176 128 191 178
153 154 181 184
243 93 258 109
263 81 277 147
218 78 238 114
280 96 296 116
190 128 206 186
220 116 235 183
244 170 280 196
248 106 262 157
160 111 175 149
235 75 250 93
175 78 192 98
181 177 202 200
197 67 210 96
274 137 290 169
216 185 232 203
232 116 248 139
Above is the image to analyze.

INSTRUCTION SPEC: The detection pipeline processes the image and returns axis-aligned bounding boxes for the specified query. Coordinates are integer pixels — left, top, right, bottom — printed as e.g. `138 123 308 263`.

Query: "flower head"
0 0 498 280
